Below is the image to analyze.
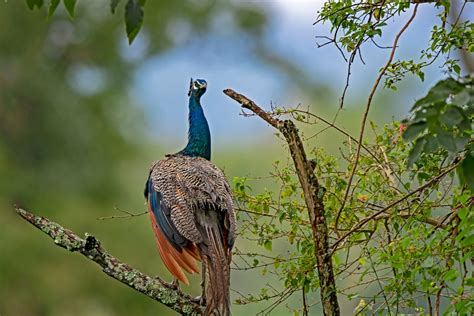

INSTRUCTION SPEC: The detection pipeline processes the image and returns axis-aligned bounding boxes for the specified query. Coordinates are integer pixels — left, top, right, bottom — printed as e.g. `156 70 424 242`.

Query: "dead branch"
14 207 204 315
223 89 340 315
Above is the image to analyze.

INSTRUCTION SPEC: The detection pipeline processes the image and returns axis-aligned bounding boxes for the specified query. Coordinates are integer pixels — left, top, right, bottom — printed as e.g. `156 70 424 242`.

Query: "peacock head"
188 78 207 98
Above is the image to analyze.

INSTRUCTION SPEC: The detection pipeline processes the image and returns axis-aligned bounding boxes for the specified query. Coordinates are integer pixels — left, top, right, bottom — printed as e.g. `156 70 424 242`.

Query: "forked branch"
14 207 204 315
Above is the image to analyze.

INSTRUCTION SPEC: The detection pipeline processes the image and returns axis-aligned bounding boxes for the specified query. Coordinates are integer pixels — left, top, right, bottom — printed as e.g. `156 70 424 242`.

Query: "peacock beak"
196 81 207 89
188 79 207 96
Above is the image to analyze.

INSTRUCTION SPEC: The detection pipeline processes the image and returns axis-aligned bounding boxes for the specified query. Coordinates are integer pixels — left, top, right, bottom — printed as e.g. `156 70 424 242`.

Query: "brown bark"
223 89 340 315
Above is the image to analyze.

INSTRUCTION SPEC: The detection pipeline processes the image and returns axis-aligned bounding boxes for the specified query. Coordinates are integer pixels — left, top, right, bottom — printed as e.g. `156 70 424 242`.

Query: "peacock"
144 79 236 315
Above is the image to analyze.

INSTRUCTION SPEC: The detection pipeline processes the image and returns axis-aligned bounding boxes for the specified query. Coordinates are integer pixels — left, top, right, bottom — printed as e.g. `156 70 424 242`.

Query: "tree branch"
374 211 449 229
14 207 204 316
224 89 340 315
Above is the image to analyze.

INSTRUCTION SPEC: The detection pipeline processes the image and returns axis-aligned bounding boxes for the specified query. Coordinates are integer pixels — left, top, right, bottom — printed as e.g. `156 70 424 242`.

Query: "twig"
236 207 276 218
334 5 420 231
427 294 433 315
14 207 204 315
97 208 148 220
291 109 381 163
366 250 391 315
340 44 358 108
374 211 449 229
434 285 444 315
302 286 309 316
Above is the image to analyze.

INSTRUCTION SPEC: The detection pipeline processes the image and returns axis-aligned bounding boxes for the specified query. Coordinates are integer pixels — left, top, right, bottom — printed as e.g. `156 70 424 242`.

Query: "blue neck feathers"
179 92 211 160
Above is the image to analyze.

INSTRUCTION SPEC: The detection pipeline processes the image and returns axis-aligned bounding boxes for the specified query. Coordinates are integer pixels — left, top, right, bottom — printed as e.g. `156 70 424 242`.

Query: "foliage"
316 1 473 190
227 1 474 314
24 0 146 43
233 121 473 314
403 76 474 190
317 0 473 88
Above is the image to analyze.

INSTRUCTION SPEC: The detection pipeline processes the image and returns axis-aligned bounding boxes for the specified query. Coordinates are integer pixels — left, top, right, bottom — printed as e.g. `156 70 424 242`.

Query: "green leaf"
443 269 459 282
403 121 426 142
412 78 463 110
452 89 472 107
457 152 474 191
417 70 425 82
125 0 144 44
407 137 426 167
459 234 474 248
453 64 461 75
26 0 44 10
458 117 472 134
48 0 59 17
414 105 439 120
466 278 474 287
263 240 272 251
439 106 465 127
63 0 76 18
421 257 434 268
453 136 469 152
423 136 439 153
111 0 121 14
437 131 457 153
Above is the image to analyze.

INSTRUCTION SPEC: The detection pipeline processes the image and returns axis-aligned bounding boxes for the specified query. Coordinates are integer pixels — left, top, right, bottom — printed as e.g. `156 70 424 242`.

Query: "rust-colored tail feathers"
148 204 200 285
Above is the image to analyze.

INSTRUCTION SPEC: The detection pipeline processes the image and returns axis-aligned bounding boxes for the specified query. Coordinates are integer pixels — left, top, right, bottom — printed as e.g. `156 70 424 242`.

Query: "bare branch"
224 89 340 315
302 287 309 316
223 89 282 129
15 207 204 315
97 208 147 220
374 211 449 229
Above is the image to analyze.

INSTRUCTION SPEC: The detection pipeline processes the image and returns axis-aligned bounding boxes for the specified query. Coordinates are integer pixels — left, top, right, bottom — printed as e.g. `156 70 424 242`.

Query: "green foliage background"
0 1 271 315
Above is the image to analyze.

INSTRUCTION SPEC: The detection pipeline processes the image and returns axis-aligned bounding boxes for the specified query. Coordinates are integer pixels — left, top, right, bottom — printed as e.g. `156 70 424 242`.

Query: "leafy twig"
331 158 459 254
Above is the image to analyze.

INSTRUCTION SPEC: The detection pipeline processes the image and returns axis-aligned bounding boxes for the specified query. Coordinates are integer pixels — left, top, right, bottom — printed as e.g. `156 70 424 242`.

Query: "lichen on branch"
14 207 204 316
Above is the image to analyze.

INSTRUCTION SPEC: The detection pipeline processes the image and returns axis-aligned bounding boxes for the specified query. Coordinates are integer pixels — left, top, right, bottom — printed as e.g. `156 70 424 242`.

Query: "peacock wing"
172 155 236 250
149 156 203 244
145 177 189 250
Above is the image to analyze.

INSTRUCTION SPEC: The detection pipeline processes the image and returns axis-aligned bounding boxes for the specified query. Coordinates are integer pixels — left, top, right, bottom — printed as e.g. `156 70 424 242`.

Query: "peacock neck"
179 94 211 160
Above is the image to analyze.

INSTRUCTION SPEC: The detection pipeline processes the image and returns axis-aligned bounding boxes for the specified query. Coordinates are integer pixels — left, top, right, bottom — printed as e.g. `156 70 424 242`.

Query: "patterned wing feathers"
147 154 236 287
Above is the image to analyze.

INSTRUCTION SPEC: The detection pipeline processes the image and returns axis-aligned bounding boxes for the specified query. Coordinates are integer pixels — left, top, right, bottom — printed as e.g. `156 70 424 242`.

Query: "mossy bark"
15 207 204 315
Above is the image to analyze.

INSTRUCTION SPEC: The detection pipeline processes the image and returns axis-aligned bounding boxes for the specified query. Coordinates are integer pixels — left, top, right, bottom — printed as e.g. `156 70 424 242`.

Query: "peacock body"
144 79 236 316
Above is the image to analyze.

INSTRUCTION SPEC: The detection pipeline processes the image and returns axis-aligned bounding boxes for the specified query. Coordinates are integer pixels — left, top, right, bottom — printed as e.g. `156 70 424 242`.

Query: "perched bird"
144 79 236 315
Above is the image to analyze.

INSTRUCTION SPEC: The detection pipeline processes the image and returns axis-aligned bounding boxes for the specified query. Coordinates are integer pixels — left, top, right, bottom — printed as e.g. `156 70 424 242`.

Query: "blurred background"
1 1 472 315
